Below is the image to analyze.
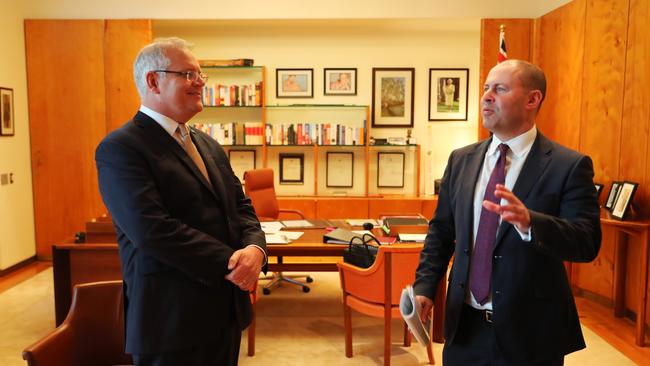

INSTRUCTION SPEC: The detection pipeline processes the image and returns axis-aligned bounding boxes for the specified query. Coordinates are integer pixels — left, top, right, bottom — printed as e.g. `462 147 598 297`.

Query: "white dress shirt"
467 126 537 310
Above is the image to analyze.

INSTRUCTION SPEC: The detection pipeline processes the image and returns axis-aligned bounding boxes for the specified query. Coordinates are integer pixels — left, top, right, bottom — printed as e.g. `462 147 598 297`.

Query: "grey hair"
133 37 194 97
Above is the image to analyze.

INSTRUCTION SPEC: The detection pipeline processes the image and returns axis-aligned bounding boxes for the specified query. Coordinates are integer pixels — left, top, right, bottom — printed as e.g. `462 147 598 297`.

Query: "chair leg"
262 258 312 294
384 316 391 366
403 321 411 347
344 302 353 358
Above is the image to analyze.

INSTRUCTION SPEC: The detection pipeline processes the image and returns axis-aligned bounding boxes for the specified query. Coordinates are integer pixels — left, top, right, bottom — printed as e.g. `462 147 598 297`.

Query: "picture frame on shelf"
377 151 405 188
371 68 415 127
610 181 638 220
0 88 15 136
228 150 256 183
428 68 469 121
324 68 357 95
279 153 304 184
604 181 622 210
276 68 313 98
326 152 354 187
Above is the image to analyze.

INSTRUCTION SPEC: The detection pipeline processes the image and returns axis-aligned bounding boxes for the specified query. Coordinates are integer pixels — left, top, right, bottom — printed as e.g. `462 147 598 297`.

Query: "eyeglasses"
152 70 208 83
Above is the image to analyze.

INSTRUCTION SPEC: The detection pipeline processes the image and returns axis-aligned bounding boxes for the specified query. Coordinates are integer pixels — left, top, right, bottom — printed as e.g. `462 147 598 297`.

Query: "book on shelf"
192 122 263 145
264 122 365 146
199 58 254 67
202 82 263 107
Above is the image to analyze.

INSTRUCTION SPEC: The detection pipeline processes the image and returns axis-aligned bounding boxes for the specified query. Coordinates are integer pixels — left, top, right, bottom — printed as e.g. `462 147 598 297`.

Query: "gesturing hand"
224 246 264 291
482 184 531 233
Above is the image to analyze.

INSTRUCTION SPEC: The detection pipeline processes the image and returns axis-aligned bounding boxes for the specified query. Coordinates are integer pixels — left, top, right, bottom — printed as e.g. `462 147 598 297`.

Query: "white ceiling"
21 0 573 19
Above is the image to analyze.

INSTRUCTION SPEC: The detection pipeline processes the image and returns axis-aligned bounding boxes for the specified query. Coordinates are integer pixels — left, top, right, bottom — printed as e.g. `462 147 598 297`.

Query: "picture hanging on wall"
228 150 256 183
428 68 469 121
0 88 14 136
326 152 354 187
279 153 305 184
324 68 357 95
276 69 313 98
371 68 414 127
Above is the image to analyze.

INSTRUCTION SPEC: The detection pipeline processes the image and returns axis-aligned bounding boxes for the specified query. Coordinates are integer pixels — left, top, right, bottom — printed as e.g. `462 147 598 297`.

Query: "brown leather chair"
24 280 259 364
244 168 313 294
23 280 131 366
338 245 445 366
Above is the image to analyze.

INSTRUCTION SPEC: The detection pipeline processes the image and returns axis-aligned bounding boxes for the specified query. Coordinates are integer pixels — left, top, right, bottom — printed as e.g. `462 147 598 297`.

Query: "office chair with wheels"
244 168 313 294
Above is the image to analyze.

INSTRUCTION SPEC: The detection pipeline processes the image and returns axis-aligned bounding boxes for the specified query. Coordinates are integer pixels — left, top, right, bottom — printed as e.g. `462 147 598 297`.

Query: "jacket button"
459 282 465 289
463 248 470 254
494 290 501 295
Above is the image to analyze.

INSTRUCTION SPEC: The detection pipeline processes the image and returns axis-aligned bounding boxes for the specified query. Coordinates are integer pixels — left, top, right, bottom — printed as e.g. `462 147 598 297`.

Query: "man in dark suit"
414 60 601 366
95 37 266 365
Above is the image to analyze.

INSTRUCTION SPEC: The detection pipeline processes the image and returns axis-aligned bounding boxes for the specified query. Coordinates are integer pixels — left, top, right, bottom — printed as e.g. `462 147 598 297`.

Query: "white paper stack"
399 285 430 346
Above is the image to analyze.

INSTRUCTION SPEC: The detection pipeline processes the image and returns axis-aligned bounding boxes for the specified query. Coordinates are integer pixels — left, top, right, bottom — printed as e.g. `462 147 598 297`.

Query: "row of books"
265 123 366 146
193 122 264 145
201 82 263 107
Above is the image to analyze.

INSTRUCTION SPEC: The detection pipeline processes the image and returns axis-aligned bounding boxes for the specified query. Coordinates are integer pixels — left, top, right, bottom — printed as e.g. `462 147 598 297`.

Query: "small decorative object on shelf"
610 181 639 220
604 181 623 210
199 58 254 67
406 129 416 145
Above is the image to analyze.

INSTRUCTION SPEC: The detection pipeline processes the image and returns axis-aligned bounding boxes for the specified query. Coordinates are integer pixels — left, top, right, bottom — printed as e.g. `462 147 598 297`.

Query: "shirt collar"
139 105 181 138
487 126 537 159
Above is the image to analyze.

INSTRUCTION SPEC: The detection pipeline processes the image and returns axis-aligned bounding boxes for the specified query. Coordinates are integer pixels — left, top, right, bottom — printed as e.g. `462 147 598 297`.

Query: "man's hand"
416 295 433 323
224 246 264 291
482 184 531 233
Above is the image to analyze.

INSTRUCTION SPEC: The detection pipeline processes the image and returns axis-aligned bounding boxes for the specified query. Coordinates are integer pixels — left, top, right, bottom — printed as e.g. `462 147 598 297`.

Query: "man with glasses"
96 37 266 365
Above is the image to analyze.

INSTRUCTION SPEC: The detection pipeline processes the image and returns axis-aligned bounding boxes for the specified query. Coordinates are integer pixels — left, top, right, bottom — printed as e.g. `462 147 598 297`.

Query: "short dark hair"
506 60 546 111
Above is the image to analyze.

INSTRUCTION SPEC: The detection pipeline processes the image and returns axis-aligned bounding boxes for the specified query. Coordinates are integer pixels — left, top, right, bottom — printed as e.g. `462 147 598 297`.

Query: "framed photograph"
611 181 639 220
0 88 15 136
324 68 357 95
276 68 313 98
594 183 604 200
279 153 304 184
604 181 623 210
428 68 469 121
377 152 405 188
228 150 256 182
326 152 354 187
371 68 415 127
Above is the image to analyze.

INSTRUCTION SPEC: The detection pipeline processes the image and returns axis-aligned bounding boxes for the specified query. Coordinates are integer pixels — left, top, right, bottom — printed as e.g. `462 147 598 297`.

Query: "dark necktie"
470 143 509 305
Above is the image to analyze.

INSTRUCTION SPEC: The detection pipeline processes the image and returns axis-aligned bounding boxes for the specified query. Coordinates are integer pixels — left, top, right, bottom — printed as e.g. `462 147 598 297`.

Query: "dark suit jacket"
95 111 266 355
414 132 601 363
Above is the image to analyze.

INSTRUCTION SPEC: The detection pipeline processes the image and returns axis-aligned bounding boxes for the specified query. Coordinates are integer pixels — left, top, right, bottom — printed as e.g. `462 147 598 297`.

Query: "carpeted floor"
0 269 638 365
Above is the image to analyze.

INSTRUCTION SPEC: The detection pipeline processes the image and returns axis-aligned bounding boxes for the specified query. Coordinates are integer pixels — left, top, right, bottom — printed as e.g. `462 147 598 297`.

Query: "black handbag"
343 233 381 268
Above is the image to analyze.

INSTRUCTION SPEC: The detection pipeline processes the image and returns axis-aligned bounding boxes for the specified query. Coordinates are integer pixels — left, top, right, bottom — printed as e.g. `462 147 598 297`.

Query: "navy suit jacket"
414 132 601 363
96 111 266 355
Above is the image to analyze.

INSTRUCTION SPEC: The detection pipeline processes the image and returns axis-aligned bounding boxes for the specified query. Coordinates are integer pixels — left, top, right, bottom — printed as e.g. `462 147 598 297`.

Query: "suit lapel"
191 130 227 203
495 132 552 246
459 139 491 250
134 112 220 201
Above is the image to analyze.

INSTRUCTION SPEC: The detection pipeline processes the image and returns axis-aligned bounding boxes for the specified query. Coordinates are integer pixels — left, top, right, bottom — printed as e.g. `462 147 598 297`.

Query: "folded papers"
399 285 430 346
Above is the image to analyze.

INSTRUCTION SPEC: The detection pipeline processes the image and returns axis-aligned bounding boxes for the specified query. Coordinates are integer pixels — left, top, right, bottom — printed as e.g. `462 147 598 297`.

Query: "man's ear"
526 90 543 111
146 72 160 94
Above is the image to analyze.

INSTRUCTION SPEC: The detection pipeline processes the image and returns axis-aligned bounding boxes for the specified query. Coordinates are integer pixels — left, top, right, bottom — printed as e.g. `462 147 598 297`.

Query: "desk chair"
338 245 445 366
244 168 313 294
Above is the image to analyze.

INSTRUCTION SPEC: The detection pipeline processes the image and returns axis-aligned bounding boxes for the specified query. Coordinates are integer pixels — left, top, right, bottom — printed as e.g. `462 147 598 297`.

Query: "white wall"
0 0 36 269
155 19 480 195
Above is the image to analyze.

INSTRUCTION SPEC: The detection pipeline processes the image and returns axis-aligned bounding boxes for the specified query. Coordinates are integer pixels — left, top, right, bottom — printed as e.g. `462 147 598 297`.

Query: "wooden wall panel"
25 20 107 259
533 0 586 150
621 0 650 328
316 198 368 219
368 198 422 219
276 198 317 219
478 19 532 141
104 20 152 133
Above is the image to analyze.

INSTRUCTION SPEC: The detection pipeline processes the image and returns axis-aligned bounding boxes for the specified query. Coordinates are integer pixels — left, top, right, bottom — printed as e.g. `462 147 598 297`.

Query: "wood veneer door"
104 19 152 133
26 20 107 259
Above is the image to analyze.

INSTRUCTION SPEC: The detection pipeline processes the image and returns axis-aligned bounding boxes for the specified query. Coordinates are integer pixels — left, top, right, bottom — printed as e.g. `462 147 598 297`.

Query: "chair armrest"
23 324 76 366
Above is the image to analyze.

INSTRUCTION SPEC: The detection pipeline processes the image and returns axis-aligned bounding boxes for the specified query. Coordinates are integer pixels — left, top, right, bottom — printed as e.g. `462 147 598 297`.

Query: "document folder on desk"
323 228 358 244
383 216 429 236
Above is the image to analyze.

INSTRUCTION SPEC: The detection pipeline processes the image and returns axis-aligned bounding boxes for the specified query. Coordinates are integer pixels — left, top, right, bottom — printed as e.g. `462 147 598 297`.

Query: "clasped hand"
482 184 531 233
224 246 264 291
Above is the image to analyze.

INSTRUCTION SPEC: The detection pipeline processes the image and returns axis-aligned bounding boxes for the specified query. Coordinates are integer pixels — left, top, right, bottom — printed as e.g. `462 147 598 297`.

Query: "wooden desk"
600 213 650 347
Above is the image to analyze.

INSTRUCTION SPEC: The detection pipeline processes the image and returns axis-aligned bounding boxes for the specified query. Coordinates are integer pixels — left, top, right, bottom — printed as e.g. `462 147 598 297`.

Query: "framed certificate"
279 153 304 184
611 181 638 220
326 152 354 187
377 152 405 188
228 150 256 182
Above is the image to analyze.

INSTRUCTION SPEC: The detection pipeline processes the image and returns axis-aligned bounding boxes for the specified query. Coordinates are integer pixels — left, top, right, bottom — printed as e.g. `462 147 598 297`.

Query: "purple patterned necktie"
470 143 509 305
